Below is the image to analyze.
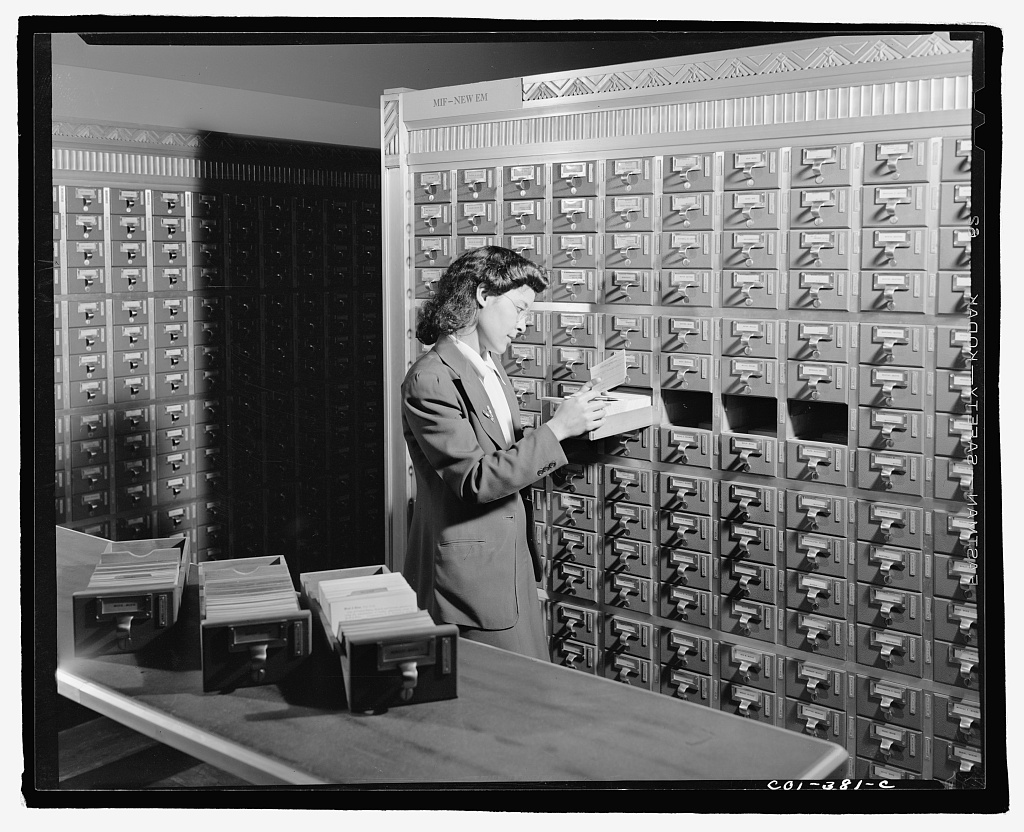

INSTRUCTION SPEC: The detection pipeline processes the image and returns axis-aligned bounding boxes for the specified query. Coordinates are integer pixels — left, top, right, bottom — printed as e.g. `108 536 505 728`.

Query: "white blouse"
448 334 515 446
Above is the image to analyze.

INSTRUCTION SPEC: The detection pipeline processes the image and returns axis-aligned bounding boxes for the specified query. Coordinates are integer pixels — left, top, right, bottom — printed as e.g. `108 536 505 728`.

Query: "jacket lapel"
494 359 524 440
433 337 510 450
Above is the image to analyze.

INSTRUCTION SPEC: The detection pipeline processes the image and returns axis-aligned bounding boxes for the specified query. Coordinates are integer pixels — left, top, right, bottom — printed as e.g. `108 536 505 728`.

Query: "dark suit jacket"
401 336 567 630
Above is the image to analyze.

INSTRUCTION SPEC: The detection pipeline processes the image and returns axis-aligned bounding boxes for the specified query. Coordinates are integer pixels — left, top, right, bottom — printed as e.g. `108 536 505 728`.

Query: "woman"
401 246 606 660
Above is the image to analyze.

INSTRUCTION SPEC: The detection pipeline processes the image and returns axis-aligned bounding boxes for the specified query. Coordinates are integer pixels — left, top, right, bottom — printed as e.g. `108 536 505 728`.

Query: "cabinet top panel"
393 32 973 123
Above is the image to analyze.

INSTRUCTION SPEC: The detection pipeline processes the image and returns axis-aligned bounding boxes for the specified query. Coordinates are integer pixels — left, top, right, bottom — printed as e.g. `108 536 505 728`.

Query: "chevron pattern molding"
521 33 971 103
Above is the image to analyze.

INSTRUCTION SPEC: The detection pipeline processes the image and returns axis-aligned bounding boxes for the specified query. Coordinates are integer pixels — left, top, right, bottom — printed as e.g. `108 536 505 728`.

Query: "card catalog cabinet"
52 126 385 577
381 33 991 785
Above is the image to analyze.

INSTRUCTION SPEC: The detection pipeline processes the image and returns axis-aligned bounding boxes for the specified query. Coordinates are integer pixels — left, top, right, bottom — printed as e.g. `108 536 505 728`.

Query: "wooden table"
56 527 848 786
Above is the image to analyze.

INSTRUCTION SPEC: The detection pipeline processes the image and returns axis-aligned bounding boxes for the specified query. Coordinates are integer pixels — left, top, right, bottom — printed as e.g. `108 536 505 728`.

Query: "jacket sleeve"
403 368 567 505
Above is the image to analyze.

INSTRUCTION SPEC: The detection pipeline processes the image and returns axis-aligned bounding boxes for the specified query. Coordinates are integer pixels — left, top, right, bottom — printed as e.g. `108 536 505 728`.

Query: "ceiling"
48 29 849 109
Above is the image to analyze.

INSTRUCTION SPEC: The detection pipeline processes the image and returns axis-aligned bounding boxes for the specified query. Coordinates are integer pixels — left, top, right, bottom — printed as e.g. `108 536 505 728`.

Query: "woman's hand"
546 378 608 441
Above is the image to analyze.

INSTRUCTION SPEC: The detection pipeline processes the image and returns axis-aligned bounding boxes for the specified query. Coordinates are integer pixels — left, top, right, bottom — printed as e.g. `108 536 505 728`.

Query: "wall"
51 65 382 149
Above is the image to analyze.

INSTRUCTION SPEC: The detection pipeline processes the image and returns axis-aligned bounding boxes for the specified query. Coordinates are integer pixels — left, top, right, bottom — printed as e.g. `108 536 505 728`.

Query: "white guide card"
588 350 628 392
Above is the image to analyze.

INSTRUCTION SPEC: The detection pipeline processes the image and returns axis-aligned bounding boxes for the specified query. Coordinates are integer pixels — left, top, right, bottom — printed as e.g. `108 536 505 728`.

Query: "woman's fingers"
576 379 603 403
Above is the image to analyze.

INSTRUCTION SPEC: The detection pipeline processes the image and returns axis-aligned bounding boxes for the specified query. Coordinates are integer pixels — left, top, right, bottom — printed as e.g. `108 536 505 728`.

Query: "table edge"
56 666 329 787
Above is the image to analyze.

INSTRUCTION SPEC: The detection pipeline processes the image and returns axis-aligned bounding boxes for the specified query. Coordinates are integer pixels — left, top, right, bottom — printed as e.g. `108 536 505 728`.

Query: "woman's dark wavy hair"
415 246 548 345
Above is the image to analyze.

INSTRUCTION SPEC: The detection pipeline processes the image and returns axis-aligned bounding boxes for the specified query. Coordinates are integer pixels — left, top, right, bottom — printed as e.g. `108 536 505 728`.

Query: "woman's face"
475 284 535 356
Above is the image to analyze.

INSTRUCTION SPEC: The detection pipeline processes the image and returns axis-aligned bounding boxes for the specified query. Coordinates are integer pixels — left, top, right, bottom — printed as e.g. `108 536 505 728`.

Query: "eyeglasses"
500 294 531 322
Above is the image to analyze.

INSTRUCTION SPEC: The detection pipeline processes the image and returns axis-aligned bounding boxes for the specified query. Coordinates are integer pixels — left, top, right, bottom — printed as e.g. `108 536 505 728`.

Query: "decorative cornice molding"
52 121 379 170
409 75 972 156
52 121 203 148
52 148 380 191
521 33 971 103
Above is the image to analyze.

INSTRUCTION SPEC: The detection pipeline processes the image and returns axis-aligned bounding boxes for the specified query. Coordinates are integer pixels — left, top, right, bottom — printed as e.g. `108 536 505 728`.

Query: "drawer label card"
613 197 644 213
670 513 698 529
799 533 830 551
671 155 702 172
614 159 643 175
799 445 830 460
951 701 981 722
873 411 908 427
670 319 698 332
871 506 906 522
731 485 761 500
672 195 701 212
735 152 766 167
508 235 535 250
876 231 911 244
878 143 911 157
803 147 837 162
877 187 912 201
802 190 835 205
734 193 766 208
